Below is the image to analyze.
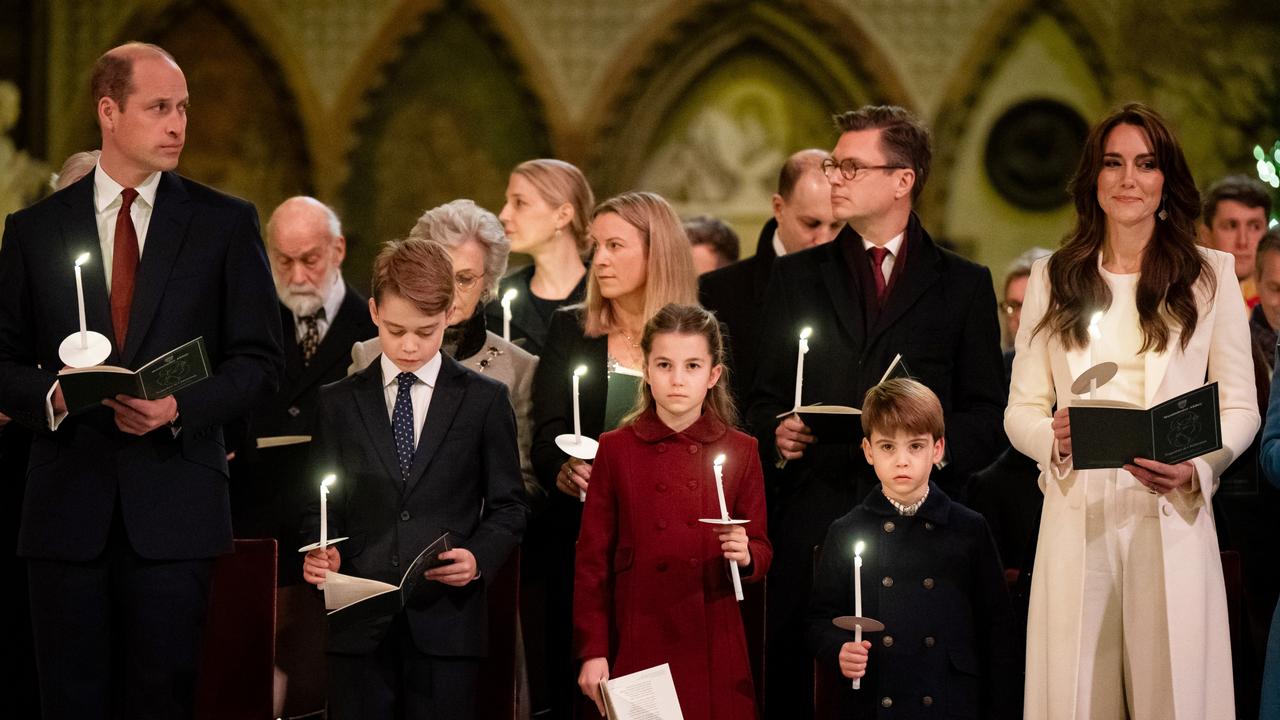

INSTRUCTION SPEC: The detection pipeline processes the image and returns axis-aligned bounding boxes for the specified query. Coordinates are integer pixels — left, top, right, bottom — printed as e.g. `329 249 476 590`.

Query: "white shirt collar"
322 275 346 322
380 351 442 390
863 231 905 257
93 161 160 212
772 229 787 257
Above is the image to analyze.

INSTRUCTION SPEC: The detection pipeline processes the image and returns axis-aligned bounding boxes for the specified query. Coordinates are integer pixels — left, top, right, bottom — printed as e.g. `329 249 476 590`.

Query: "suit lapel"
1144 341 1175 406
818 237 865 347
122 172 192 366
60 174 117 362
289 289 371 401
281 305 304 384
352 362 405 486
404 355 466 495
869 217 941 343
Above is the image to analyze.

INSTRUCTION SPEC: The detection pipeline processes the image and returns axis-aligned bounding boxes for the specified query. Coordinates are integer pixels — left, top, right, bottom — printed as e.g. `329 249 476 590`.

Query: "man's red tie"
111 188 140 350
869 246 890 304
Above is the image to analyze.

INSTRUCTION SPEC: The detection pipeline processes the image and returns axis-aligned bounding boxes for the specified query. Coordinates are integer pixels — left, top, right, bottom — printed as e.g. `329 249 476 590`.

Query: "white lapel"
1144 330 1177 407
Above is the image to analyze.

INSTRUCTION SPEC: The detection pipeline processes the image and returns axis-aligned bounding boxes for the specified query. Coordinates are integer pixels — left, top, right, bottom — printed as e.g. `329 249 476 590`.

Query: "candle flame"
74 252 91 267
502 288 518 303
1087 311 1103 340
321 473 336 488
799 326 812 340
714 454 726 467
854 540 865 557
573 365 588 377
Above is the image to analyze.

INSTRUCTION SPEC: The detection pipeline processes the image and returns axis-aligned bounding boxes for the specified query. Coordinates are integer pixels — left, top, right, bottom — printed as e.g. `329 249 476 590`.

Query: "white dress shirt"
380 351 442 449
863 231 905 280
293 276 346 345
94 163 160 292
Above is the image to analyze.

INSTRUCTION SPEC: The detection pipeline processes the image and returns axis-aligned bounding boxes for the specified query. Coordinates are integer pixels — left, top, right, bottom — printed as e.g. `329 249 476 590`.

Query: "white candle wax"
853 542 864 690
793 327 811 409
713 455 730 520
74 253 90 348
501 289 517 343
319 484 329 548
572 372 582 440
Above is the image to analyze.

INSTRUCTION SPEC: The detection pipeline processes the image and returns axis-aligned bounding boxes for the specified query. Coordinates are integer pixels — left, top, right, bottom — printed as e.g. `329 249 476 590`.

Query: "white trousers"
1076 470 1175 720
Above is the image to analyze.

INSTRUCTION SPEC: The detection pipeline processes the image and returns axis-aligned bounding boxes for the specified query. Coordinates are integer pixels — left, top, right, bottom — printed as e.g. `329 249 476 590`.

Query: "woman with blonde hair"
529 191 697 717
487 158 595 355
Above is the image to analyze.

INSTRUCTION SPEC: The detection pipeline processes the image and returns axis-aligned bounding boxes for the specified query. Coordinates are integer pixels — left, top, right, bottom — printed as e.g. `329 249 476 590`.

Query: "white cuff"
45 381 68 431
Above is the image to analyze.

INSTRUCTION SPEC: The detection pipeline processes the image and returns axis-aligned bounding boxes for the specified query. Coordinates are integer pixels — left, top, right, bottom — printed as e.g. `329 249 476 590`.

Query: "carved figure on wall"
0 81 51 220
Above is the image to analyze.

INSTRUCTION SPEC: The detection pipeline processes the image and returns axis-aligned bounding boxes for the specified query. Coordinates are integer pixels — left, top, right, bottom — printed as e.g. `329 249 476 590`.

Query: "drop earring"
1157 196 1168 221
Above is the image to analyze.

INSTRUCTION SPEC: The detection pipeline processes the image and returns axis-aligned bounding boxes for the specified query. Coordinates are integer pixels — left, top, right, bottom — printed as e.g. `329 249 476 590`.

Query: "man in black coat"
231 196 376 581
748 106 1006 718
700 148 844 405
0 43 283 718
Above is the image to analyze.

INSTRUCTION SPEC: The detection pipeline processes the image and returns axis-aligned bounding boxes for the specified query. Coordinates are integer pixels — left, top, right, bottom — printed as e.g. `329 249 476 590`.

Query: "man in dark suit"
699 148 844 405
747 106 1006 718
302 237 527 720
0 43 283 718
231 196 376 567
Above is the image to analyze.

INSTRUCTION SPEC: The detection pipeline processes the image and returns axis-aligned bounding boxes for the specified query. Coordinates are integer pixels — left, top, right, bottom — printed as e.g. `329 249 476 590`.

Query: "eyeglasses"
455 273 482 290
821 157 908 181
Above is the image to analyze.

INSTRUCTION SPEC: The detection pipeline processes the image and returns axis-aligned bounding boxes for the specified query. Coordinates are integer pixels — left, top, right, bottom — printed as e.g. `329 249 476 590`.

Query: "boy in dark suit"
302 238 528 720
807 379 1016 718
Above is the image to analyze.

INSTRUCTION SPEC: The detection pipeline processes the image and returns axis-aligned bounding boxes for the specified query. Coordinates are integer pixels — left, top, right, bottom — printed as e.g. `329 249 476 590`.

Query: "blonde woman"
487 159 594 355
528 191 697 717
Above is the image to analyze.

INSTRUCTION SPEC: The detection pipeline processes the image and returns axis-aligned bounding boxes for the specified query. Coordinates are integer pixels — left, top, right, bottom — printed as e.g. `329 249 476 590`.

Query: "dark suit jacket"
485 264 588 357
262 289 375 436
807 484 1018 719
0 170 283 561
305 354 528 656
747 214 1006 514
699 218 778 406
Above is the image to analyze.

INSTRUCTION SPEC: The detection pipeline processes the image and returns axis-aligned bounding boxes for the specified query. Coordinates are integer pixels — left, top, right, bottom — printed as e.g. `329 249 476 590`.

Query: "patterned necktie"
299 307 325 365
869 246 891 304
110 188 140 350
392 371 417 483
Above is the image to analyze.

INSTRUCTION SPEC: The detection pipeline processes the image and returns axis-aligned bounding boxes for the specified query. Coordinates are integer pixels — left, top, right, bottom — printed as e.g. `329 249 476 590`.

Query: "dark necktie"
111 188 140 350
869 246 890 304
392 372 417 483
299 307 325 365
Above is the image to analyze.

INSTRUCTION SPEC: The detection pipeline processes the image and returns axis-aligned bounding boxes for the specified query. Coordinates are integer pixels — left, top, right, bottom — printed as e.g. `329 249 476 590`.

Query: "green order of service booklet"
57 337 211 415
1067 382 1222 470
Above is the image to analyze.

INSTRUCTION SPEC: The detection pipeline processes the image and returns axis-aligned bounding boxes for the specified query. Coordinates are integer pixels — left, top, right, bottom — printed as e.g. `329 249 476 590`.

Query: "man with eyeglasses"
745 105 1008 718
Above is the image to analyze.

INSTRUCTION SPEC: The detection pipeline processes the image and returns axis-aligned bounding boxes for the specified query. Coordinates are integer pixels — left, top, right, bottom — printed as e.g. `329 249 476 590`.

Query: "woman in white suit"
1007 103 1259 720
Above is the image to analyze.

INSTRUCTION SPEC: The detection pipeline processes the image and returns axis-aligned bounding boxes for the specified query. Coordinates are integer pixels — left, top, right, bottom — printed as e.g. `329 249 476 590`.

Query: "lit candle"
573 365 587 502
713 454 730 520
853 540 866 689
319 474 336 548
794 327 811 410
501 288 517 343
1087 311 1103 396
713 453 744 601
74 253 90 348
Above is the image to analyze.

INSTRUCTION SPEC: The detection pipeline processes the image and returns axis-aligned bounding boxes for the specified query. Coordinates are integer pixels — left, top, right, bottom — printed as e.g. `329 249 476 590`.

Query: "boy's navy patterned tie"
393 372 416 483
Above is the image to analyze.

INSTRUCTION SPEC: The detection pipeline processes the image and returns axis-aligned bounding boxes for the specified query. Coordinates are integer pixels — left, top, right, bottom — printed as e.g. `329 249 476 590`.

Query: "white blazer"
1006 248 1259 720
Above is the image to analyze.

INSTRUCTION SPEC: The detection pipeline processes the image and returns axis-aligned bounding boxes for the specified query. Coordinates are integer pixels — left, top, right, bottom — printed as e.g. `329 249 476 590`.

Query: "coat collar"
630 406 728 445
859 481 952 526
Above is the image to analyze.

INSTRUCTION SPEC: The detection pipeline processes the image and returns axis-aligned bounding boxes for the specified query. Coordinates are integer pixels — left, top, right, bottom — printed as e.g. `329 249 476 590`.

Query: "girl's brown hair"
1033 102 1213 353
621 303 738 428
582 191 698 337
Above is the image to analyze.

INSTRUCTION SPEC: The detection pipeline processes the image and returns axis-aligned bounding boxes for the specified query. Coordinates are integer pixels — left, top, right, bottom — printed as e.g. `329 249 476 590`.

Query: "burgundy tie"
869 246 890 304
111 188 140 350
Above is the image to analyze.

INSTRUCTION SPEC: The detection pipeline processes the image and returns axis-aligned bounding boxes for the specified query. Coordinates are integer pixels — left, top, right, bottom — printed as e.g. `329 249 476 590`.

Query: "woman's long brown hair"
1034 102 1213 353
621 303 738 428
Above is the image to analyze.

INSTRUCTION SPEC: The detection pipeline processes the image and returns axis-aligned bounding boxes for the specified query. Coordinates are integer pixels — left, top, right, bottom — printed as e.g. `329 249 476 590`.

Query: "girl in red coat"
574 303 772 719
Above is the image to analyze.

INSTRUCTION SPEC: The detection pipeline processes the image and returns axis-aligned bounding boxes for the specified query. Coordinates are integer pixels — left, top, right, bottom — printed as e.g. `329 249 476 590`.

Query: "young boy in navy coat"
302 238 528 720
807 379 1016 718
